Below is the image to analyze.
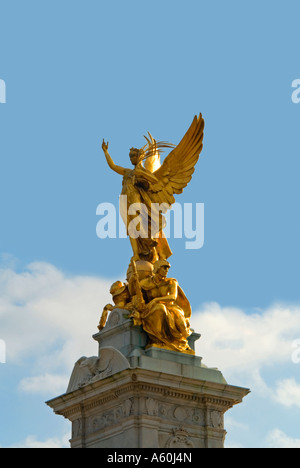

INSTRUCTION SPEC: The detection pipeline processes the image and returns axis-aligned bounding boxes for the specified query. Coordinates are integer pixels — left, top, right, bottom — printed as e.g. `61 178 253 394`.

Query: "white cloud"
9 433 70 449
273 378 300 409
19 373 69 396
225 441 245 449
191 302 300 391
267 429 300 449
0 261 113 395
225 416 249 431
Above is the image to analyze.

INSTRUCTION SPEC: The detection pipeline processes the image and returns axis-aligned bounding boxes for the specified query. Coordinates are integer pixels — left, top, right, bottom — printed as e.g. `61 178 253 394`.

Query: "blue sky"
0 0 300 448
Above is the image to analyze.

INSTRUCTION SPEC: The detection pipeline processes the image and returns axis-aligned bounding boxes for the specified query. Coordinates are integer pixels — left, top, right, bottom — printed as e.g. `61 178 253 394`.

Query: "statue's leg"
129 237 140 261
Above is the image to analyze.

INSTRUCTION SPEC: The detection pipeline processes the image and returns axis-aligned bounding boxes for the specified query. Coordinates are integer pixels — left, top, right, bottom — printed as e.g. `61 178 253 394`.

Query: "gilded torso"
141 277 177 301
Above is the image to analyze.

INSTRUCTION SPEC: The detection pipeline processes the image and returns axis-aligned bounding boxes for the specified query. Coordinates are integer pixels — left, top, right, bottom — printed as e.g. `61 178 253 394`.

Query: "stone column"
46 309 249 448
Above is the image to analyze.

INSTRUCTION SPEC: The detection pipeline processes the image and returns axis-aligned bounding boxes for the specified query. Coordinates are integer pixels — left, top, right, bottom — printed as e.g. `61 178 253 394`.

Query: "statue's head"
109 281 130 308
127 260 154 282
153 259 171 277
129 147 144 166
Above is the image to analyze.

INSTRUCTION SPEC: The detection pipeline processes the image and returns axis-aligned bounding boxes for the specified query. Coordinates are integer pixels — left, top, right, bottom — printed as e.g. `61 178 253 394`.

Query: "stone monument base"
46 309 249 448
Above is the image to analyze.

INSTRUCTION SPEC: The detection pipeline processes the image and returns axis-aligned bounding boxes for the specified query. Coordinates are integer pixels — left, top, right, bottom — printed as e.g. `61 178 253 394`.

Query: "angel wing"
148 114 204 209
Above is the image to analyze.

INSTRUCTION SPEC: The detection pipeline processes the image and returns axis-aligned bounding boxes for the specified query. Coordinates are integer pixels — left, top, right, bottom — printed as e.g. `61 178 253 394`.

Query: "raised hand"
102 139 109 153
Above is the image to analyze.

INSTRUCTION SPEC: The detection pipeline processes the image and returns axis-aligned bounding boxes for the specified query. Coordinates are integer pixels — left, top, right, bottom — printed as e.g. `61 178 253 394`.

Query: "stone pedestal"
46 309 249 448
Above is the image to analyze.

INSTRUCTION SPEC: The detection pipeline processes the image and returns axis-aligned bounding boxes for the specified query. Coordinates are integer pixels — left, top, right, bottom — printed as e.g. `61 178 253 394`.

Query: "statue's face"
129 149 139 166
158 265 170 278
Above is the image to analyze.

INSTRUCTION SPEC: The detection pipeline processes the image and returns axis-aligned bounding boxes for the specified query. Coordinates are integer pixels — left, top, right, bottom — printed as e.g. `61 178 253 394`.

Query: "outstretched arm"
102 139 126 176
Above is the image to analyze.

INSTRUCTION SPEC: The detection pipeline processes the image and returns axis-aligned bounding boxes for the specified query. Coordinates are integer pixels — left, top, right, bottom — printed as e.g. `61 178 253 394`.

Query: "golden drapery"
120 166 172 262
138 275 193 354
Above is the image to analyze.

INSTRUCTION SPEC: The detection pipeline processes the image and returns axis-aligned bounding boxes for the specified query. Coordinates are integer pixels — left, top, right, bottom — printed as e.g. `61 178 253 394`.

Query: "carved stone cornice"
47 368 249 423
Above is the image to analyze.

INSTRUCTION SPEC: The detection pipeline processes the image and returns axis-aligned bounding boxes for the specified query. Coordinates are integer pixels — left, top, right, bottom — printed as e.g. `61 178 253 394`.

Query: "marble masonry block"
46 366 249 448
46 309 249 448
93 309 148 358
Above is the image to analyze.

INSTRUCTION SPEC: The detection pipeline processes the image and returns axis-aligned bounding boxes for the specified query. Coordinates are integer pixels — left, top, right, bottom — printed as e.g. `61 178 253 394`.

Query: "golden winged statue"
100 114 204 354
102 113 205 264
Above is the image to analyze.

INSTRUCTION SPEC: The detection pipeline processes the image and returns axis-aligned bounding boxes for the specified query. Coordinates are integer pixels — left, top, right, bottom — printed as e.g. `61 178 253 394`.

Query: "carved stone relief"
210 409 223 429
165 427 195 448
67 347 130 393
86 398 134 435
143 398 205 426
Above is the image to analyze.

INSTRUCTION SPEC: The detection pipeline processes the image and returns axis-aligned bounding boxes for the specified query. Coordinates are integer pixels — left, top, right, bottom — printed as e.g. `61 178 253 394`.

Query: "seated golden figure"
137 260 193 354
97 281 131 331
